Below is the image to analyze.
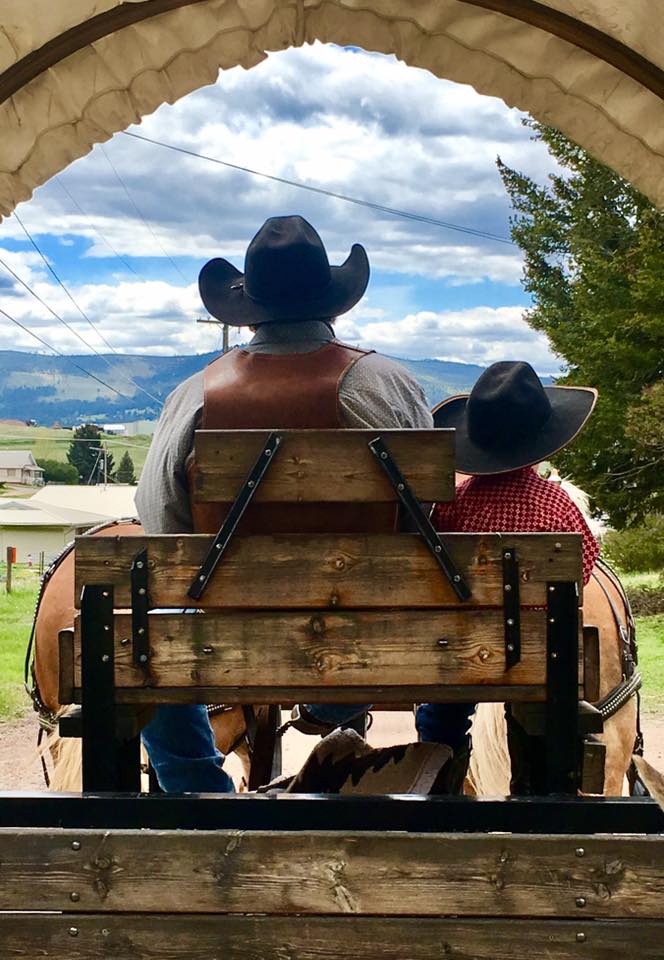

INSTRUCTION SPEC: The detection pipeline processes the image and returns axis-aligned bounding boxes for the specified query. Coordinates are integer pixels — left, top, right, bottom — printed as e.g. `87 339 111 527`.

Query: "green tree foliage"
66 424 115 484
602 515 664 574
498 122 664 527
116 450 136 484
37 458 79 484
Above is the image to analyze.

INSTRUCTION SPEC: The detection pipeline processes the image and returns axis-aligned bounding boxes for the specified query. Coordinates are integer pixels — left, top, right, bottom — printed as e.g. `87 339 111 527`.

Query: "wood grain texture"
72 610 585 693
0 830 662 918
74 532 583 609
2 915 664 960
192 429 455 503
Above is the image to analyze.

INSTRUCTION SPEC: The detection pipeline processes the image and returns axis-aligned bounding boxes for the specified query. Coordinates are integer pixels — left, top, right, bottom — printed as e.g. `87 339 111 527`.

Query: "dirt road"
1 708 662 793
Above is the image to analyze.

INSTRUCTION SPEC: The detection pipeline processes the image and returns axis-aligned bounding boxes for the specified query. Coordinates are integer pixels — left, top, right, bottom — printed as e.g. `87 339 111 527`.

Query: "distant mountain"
0 349 552 424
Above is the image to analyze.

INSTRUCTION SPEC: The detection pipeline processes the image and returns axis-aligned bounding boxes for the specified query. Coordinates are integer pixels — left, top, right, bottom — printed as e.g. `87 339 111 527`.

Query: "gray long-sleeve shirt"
136 321 433 533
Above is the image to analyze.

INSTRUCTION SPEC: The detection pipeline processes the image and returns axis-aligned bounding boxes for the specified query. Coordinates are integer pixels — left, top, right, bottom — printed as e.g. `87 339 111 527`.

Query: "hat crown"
467 361 551 447
244 216 331 304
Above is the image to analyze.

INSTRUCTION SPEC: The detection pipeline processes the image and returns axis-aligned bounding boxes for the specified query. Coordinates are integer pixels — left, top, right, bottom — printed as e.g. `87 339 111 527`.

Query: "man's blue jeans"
142 705 234 793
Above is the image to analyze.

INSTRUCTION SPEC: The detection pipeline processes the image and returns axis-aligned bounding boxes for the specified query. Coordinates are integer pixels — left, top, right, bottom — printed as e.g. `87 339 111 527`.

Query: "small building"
0 451 44 485
0 484 137 564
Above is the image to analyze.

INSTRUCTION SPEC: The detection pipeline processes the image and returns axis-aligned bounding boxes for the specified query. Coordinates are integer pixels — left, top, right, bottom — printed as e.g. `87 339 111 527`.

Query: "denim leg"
303 703 372 728
142 704 234 793
415 703 476 751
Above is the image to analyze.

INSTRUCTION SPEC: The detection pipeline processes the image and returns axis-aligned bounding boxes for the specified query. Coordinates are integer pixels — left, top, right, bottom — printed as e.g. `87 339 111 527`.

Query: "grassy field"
0 567 40 719
0 571 661 721
0 423 152 479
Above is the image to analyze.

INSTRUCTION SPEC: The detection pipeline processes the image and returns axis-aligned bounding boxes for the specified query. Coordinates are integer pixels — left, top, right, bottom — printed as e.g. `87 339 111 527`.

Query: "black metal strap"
502 547 521 669
545 580 580 795
80 584 117 792
131 548 150 666
188 431 282 600
368 435 471 601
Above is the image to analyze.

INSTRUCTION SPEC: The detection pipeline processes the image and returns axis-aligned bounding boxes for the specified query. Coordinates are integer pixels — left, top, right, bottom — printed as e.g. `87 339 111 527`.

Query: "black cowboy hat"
433 361 597 475
198 215 369 326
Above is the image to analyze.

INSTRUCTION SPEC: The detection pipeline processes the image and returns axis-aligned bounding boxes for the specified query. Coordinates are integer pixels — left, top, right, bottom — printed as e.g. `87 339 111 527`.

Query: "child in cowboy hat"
416 360 600 792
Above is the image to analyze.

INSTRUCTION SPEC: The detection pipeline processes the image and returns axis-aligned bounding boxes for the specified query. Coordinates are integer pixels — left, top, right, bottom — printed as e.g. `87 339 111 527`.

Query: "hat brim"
432 385 597 475
199 244 369 326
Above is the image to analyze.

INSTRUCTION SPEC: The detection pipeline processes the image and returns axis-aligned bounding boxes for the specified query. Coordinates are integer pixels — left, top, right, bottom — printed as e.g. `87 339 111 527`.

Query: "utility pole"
196 316 230 353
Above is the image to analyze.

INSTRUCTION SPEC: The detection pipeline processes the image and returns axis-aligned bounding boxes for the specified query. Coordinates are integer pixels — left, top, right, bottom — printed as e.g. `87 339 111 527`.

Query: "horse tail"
466 702 510 796
40 719 82 792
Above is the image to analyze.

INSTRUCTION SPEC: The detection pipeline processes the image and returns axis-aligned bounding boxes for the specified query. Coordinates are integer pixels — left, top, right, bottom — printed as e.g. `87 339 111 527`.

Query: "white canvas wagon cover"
0 1 663 216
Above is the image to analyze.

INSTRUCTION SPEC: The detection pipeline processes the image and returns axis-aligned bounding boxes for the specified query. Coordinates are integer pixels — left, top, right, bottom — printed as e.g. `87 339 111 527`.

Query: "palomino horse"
29 516 641 795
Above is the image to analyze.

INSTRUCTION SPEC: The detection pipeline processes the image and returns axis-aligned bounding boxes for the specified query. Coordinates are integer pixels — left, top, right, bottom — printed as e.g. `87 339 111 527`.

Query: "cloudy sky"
0 43 562 372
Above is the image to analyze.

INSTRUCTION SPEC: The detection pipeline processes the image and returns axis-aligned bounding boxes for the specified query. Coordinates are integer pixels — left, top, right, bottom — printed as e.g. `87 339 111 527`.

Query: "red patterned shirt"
432 467 599 584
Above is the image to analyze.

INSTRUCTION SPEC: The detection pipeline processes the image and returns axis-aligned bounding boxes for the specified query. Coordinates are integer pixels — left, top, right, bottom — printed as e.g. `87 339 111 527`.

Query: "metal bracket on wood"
81 584 117 791
502 547 521 669
187 431 282 601
368 435 471 601
131 548 150 667
545 580 580 795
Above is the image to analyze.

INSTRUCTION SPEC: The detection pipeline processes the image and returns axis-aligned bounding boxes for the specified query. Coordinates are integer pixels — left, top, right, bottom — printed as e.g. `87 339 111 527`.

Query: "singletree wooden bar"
192 429 455 503
0 830 662 917
74 532 583 608
71 609 585 692
2 915 664 960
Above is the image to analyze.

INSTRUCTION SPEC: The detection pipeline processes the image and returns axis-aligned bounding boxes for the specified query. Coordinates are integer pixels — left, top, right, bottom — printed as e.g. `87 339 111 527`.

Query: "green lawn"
637 614 664 711
0 423 152 479
0 567 40 719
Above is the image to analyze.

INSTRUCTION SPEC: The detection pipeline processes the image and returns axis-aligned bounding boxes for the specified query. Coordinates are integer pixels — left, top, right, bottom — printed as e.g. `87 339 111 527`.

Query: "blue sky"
0 43 559 371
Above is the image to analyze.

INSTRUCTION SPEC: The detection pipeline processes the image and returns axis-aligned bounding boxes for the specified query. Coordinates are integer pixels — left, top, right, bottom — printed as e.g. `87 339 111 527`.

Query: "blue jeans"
142 705 234 793
305 702 475 750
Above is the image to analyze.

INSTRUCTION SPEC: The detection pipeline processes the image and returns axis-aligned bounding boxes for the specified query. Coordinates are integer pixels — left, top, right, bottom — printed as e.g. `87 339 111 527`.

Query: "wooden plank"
2 916 664 960
0 830 662 918
73 683 550 705
192 429 455 503
72 610 585 693
74 532 583 609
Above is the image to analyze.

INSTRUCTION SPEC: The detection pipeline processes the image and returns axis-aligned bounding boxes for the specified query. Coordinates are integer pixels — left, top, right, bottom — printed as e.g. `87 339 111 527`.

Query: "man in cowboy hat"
136 215 434 792
420 360 599 793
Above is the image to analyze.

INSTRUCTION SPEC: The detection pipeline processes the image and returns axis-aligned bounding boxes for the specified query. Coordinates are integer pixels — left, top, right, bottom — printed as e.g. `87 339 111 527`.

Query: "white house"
0 451 44 485
0 484 137 563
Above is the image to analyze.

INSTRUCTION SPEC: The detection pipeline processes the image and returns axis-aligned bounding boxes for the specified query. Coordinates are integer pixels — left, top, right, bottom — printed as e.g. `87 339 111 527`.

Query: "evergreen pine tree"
116 450 137 484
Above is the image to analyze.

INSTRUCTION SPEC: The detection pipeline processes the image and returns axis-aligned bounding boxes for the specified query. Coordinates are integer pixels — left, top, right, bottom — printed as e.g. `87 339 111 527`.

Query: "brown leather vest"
188 341 398 534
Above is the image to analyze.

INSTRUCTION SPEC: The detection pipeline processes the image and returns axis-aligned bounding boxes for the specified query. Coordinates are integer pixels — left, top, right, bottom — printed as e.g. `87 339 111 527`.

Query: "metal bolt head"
575 847 585 858
202 646 213 655
70 891 80 902
576 932 586 943
68 927 79 937
101 928 111 937
120 637 130 645
397 483 404 491
380 451 388 459
437 639 449 648
215 543 222 550
506 618 514 626
71 841 81 851
101 654 110 663
434 544 442 553
139 654 148 664
576 897 586 908
506 643 514 652
136 561 144 569
102 591 109 598
555 542 562 550
504 584 512 592
549 617 555 624
247 480 255 488
504 552 512 560
453 574 461 583
138 587 146 596
549 585 556 593
199 575 205 581
265 448 272 456
551 651 558 660
137 627 145 636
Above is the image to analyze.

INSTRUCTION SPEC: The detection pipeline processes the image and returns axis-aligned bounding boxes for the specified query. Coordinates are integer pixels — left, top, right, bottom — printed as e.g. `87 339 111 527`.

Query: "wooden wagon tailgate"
0 829 663 959
74 532 584 608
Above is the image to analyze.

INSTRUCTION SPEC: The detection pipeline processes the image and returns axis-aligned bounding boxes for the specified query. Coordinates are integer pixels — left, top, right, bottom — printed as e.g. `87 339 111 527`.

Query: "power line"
100 144 190 283
54 176 148 282
0 436 151 448
0 305 131 399
11 210 164 407
122 130 515 247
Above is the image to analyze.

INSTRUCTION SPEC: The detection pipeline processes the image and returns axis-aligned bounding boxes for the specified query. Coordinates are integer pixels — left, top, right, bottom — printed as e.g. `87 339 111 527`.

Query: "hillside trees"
498 122 664 527
66 424 115 484
116 451 136 484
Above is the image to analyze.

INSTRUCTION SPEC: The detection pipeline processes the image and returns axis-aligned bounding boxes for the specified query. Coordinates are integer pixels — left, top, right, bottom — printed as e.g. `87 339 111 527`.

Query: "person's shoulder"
162 368 205 413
